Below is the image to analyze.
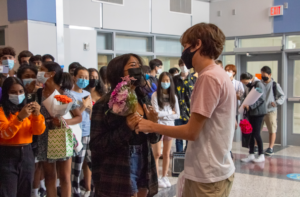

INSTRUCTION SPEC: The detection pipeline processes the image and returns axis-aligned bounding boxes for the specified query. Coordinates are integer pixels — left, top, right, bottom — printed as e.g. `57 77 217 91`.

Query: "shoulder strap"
37 88 43 105
272 81 277 100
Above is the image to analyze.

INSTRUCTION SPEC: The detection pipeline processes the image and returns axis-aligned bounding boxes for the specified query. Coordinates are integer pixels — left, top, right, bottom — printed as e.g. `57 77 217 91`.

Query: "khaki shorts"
183 173 234 197
262 111 277 134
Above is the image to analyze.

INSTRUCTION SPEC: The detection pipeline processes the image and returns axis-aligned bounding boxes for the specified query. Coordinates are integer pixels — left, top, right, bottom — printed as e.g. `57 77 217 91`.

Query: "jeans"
0 144 35 197
249 115 265 155
175 119 188 152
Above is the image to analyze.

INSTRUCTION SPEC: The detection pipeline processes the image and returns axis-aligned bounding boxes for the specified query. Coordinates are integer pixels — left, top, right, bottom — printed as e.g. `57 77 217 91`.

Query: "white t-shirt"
184 64 236 183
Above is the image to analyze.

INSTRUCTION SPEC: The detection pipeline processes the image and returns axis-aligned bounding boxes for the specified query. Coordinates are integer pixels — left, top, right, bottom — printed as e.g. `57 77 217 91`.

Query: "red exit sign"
270 5 283 16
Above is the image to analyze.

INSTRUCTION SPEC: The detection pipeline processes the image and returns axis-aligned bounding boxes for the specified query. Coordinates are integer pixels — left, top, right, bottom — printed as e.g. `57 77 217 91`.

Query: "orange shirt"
0 108 46 145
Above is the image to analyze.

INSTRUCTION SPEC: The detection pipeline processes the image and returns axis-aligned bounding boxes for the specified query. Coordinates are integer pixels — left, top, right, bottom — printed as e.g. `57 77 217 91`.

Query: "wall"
64 28 97 70
192 1 210 25
273 0 300 33
27 21 57 60
103 0 150 33
0 0 9 26
210 0 273 37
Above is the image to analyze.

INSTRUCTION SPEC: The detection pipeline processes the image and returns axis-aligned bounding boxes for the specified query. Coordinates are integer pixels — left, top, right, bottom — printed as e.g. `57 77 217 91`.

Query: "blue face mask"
22 78 36 86
76 78 89 89
161 82 171 90
2 59 15 70
145 74 150 80
9 94 25 105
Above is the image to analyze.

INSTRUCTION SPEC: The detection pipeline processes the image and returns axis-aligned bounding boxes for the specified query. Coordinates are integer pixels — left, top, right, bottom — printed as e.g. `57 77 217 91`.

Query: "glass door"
240 54 282 144
287 57 300 146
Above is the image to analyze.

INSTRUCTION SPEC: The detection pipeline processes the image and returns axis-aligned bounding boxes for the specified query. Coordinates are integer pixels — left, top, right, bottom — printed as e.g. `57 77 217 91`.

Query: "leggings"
249 115 265 155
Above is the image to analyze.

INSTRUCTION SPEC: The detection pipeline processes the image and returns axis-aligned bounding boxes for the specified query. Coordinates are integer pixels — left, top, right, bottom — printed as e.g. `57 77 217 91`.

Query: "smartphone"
0 66 9 74
27 93 36 103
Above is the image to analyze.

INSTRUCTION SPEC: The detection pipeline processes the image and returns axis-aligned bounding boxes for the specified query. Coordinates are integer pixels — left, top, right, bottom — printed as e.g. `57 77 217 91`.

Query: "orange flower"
54 95 72 104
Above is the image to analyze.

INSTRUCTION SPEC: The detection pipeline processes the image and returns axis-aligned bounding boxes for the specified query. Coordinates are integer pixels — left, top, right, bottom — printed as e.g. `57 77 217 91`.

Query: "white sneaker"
158 178 167 188
253 154 265 163
161 177 171 188
84 191 91 197
241 154 255 163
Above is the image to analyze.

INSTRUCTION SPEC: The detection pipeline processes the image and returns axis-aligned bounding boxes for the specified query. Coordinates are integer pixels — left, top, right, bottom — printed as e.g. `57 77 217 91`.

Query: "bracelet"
17 115 23 122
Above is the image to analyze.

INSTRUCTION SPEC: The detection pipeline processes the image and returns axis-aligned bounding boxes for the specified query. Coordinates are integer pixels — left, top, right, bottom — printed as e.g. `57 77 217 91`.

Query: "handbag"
240 110 253 148
47 118 73 159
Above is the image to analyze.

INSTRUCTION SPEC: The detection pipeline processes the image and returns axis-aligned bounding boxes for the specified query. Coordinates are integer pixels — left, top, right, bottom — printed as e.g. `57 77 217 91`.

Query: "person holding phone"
0 77 45 197
70 67 92 197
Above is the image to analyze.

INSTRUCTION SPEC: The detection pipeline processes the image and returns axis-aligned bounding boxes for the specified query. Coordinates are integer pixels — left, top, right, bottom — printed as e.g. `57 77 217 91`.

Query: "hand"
243 105 249 111
18 104 33 120
126 113 143 131
31 101 41 116
172 110 176 114
235 120 238 130
82 96 91 108
271 102 276 107
25 81 36 93
143 104 158 123
52 117 62 127
236 94 241 100
136 119 155 134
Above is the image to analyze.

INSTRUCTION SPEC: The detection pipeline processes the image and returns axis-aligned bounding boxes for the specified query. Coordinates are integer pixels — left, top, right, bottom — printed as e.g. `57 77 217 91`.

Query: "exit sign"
270 5 283 16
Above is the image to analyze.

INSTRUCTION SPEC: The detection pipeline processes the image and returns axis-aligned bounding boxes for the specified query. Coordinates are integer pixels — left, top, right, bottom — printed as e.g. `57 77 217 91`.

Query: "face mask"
23 78 36 86
88 79 98 88
180 66 189 74
174 73 180 76
246 81 252 88
226 72 233 78
9 94 25 105
161 82 170 90
157 68 163 75
181 46 198 69
37 72 49 84
262 76 269 82
2 59 15 70
128 67 146 87
145 74 150 80
76 78 89 89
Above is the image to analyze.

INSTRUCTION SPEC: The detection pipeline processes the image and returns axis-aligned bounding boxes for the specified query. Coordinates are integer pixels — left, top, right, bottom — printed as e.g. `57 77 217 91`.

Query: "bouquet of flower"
239 119 253 134
107 75 138 116
54 95 73 104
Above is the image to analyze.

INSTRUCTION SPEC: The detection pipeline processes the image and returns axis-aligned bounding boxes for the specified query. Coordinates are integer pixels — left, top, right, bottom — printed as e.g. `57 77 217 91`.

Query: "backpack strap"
272 81 277 100
36 88 43 105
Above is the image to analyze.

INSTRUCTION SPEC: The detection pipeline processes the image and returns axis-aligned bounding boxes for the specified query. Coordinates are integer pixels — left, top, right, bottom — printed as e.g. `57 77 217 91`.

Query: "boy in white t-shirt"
136 23 236 197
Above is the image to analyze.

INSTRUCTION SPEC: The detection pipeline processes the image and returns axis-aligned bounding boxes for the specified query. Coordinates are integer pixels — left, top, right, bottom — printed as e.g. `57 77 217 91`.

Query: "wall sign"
270 5 283 16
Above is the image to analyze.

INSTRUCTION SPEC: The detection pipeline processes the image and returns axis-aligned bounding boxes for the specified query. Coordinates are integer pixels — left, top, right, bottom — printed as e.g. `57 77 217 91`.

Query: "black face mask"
181 46 198 69
262 76 269 82
128 67 146 87
89 79 98 88
246 82 252 88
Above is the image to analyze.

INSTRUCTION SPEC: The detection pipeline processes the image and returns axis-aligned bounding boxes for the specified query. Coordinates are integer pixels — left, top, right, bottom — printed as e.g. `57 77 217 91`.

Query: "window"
294 60 300 97
140 56 153 66
223 55 235 66
156 37 182 54
294 103 300 134
240 37 282 48
247 61 278 82
224 40 235 52
98 54 113 70
287 35 300 49
157 56 180 72
170 0 192 14
115 34 152 53
97 32 113 51
0 29 4 46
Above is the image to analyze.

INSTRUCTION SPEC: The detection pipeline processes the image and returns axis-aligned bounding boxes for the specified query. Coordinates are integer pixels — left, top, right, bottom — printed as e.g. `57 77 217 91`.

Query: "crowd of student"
0 22 286 197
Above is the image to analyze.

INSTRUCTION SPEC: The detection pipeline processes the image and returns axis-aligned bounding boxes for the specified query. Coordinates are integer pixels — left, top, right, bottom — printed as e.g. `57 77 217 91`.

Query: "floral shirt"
173 73 197 121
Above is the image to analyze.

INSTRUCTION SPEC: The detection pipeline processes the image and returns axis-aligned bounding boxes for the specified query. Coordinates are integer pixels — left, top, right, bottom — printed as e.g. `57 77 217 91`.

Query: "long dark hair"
2 77 27 117
99 66 108 84
85 68 107 96
157 72 176 109
106 54 148 101
43 62 63 85
61 72 73 91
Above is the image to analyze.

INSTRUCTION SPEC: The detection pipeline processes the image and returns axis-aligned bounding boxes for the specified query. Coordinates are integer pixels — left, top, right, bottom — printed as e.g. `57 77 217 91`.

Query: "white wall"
152 0 191 36
64 28 97 71
192 1 210 25
28 21 57 60
103 0 150 33
64 0 101 28
210 0 273 37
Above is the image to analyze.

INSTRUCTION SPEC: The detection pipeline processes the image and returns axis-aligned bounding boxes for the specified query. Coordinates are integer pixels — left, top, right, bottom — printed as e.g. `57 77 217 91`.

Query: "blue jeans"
175 119 188 152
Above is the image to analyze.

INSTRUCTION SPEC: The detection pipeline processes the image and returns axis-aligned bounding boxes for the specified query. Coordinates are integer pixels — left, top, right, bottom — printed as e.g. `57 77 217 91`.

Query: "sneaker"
253 154 265 163
158 178 167 188
265 148 274 156
254 146 258 154
241 154 255 163
161 177 171 188
38 188 46 197
84 191 91 197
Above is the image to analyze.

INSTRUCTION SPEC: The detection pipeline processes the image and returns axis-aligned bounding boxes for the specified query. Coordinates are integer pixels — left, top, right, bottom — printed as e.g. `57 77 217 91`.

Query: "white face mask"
37 72 49 84
180 65 189 74
226 71 233 78
157 68 162 75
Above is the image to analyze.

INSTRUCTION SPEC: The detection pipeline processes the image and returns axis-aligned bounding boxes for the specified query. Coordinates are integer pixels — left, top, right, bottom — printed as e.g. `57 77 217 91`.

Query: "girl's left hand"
31 102 41 116
244 105 249 111
135 119 154 134
143 104 158 123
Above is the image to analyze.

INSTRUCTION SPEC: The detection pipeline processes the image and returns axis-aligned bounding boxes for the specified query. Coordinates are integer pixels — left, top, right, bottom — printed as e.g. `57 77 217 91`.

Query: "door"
287 55 300 146
240 53 282 144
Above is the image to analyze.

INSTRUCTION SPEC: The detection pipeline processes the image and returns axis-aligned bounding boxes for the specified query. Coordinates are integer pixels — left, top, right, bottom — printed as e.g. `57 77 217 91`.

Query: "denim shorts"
129 143 148 194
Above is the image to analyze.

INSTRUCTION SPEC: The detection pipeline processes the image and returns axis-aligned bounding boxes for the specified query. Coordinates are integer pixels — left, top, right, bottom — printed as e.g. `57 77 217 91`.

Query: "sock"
40 179 46 190
56 179 60 187
31 188 39 197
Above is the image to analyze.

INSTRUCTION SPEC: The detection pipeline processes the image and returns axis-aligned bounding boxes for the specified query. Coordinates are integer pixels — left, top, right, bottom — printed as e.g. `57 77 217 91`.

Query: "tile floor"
155 142 300 197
